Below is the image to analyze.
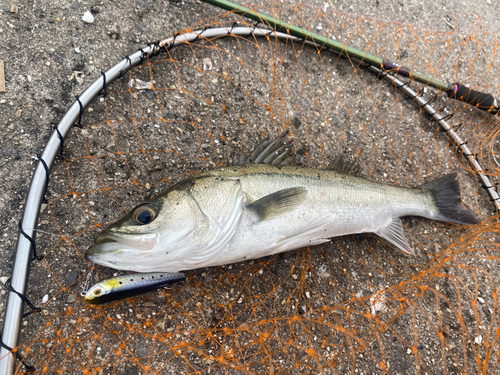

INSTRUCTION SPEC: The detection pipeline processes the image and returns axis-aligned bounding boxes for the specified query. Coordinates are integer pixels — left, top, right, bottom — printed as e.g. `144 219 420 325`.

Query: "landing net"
3 3 500 374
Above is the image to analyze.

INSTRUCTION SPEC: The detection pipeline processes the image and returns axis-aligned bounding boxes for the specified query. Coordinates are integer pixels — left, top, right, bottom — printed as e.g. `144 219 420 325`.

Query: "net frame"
1 15 499 374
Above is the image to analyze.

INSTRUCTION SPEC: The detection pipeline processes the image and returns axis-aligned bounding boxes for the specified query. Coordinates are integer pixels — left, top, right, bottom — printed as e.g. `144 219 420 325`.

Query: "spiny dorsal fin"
234 131 294 166
375 217 414 255
246 187 307 221
326 157 361 176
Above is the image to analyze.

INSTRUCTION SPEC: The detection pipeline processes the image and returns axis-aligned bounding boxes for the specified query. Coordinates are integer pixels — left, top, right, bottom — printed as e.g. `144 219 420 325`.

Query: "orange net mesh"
8 3 500 373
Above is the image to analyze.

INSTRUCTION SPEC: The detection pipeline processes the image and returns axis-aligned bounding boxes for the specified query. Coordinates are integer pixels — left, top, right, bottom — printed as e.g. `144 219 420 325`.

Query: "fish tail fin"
419 173 480 225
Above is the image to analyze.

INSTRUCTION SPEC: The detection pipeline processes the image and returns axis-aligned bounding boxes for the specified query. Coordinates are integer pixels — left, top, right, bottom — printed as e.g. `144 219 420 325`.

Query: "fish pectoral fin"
246 187 307 221
375 217 415 255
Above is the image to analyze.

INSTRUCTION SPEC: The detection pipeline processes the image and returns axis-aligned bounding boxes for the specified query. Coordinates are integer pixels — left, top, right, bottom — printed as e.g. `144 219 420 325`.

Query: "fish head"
85 185 211 272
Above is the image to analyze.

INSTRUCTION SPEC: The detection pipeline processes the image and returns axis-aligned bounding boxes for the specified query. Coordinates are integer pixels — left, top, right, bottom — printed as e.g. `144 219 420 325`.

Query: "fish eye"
93 288 102 296
131 203 158 225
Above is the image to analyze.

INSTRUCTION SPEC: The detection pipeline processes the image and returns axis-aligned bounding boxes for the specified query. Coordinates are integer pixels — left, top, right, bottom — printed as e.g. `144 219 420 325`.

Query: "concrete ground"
1 0 499 373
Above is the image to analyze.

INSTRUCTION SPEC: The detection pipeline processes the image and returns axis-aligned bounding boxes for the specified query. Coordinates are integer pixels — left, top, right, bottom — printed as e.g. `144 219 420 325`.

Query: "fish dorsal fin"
234 131 294 166
326 157 361 176
246 187 307 221
375 217 414 255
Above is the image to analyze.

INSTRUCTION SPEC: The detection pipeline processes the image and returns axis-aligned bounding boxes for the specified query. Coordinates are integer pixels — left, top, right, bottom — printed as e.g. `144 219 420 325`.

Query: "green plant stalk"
201 0 449 91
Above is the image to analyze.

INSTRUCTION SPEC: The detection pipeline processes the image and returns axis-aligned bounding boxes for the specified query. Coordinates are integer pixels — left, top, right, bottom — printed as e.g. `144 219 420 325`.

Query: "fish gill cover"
5 2 500 373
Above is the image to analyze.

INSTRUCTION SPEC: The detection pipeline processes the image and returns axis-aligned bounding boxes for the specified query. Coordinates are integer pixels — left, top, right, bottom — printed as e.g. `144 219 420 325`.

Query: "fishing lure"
84 272 186 305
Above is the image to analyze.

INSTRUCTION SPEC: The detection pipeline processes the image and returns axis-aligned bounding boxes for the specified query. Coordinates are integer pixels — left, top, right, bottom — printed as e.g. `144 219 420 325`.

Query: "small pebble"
66 294 76 303
74 72 83 84
203 58 212 71
10 4 19 13
42 294 49 304
66 272 79 285
82 10 94 24
130 78 152 90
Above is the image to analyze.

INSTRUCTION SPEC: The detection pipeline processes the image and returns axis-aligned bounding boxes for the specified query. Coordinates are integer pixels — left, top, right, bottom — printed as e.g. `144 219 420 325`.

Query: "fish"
85 132 480 273
84 272 186 305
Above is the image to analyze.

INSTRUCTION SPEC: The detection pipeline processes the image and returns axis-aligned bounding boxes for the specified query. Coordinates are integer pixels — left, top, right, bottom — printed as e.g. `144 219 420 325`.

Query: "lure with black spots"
84 272 186 305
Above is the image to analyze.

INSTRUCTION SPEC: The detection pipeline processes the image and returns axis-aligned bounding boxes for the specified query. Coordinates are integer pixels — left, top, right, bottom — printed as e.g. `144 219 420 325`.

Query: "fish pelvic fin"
274 215 333 252
419 173 480 225
375 217 414 255
246 187 307 221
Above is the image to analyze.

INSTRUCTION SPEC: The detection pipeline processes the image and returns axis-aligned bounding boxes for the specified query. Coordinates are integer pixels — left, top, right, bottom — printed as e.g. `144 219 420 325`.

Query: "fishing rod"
200 0 500 114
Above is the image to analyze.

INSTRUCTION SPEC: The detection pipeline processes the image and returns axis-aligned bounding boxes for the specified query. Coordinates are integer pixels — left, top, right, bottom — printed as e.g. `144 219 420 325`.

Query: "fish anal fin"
375 217 414 255
326 157 361 176
246 187 307 221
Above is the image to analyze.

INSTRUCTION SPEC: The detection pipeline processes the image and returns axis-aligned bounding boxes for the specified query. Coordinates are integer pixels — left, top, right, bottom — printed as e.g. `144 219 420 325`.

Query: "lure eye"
131 203 158 225
93 288 102 296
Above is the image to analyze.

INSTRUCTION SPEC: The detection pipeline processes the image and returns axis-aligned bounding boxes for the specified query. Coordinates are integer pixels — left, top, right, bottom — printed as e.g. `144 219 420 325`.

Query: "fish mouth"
85 231 157 260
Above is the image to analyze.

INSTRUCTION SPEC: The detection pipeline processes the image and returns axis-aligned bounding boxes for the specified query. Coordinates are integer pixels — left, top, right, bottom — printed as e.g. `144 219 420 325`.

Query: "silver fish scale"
192 164 434 268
